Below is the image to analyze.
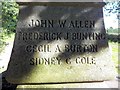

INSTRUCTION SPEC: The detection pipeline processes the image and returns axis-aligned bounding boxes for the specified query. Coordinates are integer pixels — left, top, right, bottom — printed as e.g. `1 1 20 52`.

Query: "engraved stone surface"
6 2 116 84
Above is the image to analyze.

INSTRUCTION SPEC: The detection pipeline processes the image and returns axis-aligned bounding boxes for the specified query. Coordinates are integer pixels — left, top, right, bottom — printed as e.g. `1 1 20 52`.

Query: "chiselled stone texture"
6 2 116 84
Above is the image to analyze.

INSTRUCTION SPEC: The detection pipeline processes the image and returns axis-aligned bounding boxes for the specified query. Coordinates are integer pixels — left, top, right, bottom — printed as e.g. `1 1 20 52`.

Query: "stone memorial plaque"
6 1 116 84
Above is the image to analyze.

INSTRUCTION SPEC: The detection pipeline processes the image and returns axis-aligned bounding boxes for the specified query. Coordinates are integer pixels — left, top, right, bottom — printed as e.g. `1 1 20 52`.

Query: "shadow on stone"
6 3 116 84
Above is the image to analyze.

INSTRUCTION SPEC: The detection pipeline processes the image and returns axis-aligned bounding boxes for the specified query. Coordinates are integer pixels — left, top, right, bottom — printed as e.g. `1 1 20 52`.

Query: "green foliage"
104 1 120 19
0 1 19 52
2 1 19 34
104 1 120 13
106 28 120 43
106 28 119 34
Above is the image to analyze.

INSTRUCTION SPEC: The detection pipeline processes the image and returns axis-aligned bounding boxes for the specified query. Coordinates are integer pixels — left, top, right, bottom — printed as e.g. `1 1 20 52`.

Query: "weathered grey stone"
6 2 116 84
16 80 119 89
16 0 103 3
0 74 2 90
16 82 110 89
